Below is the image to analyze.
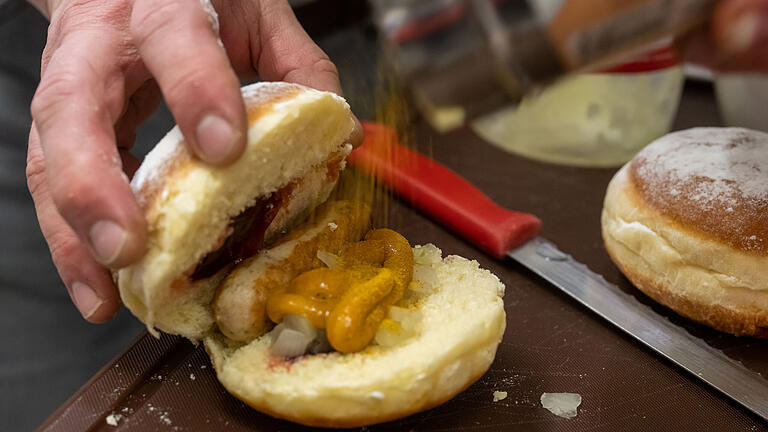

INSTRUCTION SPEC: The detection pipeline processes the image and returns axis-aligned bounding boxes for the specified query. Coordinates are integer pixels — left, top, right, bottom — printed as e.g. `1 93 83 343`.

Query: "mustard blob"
267 229 413 353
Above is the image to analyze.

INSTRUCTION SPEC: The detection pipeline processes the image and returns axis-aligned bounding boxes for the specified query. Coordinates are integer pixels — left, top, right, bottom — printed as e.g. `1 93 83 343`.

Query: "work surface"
40 83 768 431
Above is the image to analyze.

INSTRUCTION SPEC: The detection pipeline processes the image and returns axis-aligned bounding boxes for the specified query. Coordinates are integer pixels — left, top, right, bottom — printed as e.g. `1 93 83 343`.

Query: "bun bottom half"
205 244 506 428
602 166 768 337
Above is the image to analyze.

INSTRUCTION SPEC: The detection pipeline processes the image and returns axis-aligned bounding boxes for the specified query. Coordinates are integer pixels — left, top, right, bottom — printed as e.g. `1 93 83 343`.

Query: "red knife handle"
348 122 542 259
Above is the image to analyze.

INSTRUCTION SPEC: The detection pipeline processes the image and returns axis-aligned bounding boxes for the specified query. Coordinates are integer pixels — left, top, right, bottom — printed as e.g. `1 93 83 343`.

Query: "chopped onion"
374 318 407 348
541 393 582 418
271 328 314 358
283 314 317 340
269 322 287 340
374 306 423 348
317 250 342 269
389 306 422 332
412 265 438 290
270 314 318 358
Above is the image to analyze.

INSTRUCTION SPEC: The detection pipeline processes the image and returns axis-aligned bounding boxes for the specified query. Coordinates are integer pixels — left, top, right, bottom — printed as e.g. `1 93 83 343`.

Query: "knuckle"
130 0 187 43
31 70 84 125
49 162 101 221
162 64 215 105
25 150 48 200
311 57 339 78
56 0 132 30
47 0 132 56
47 233 81 268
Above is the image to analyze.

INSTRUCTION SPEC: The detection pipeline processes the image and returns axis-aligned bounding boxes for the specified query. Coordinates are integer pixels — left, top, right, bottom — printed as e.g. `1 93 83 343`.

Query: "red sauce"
190 182 296 280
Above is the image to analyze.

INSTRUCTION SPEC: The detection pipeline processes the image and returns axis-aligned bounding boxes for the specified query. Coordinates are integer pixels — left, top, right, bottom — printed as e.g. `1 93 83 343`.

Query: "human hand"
686 0 768 72
25 0 363 322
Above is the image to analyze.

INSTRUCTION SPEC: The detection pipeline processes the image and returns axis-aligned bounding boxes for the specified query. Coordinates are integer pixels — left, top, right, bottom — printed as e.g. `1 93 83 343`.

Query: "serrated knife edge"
509 237 768 419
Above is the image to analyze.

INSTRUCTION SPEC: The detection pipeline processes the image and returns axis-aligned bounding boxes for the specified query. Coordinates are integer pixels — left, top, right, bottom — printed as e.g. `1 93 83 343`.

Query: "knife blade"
348 122 768 420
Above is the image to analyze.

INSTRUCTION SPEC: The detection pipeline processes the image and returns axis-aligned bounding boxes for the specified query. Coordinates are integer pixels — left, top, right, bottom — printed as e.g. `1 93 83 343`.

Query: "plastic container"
714 73 768 132
472 45 684 167
470 0 687 167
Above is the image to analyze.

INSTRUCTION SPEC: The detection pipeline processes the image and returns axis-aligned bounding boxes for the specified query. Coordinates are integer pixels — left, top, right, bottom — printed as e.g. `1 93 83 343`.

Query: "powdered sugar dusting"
130 82 348 210
130 127 186 208
241 82 348 113
130 82 291 198
635 128 768 207
199 0 221 46
632 127 768 254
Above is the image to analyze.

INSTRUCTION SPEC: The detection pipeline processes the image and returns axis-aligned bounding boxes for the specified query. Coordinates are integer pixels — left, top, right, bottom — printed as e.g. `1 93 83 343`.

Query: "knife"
348 122 768 421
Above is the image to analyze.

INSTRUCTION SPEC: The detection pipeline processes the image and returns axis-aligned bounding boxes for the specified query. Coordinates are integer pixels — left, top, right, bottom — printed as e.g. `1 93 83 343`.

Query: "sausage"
213 201 372 342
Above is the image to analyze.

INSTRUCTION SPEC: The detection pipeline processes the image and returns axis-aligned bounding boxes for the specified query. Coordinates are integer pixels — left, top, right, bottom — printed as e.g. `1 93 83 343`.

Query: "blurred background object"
714 73 768 132
3 0 761 429
369 0 534 131
371 0 713 166
472 52 684 167
472 0 684 167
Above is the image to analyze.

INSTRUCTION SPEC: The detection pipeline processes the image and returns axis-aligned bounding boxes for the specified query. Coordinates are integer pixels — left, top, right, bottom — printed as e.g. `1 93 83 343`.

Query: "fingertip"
28 129 128 324
349 113 364 148
70 280 120 323
85 299 121 323
130 0 247 167
88 216 146 269
193 112 247 165
48 164 147 269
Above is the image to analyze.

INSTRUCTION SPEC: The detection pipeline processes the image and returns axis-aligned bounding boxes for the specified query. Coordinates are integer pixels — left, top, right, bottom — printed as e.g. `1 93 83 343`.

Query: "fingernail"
725 13 760 55
71 281 103 319
89 220 127 265
196 114 238 163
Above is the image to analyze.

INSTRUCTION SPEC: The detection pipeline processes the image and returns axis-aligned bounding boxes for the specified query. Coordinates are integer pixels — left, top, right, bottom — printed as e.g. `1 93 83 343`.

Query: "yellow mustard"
266 229 413 353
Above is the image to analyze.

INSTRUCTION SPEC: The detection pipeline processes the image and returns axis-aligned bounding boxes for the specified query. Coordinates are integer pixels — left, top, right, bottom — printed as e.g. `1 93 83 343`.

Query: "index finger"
131 0 247 164
251 0 363 146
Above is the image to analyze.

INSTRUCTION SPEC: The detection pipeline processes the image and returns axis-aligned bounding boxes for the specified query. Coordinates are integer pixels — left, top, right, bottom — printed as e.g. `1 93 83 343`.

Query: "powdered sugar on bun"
630 127 768 255
241 81 346 109
129 82 344 221
130 127 188 211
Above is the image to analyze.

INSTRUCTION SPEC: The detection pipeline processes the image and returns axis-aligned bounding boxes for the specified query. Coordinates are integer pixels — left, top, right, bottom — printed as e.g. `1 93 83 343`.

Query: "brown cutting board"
39 83 768 431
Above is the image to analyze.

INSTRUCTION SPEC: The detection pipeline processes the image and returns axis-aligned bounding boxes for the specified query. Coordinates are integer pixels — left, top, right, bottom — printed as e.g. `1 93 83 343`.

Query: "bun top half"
117 82 354 335
629 127 768 256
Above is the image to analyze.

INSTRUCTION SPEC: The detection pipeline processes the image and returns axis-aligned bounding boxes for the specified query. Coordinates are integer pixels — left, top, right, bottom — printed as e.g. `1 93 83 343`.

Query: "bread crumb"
190 373 196 380
493 391 508 402
105 413 123 426
328 222 338 231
